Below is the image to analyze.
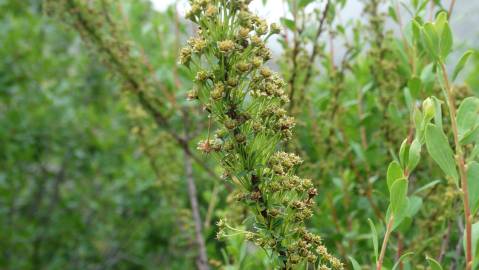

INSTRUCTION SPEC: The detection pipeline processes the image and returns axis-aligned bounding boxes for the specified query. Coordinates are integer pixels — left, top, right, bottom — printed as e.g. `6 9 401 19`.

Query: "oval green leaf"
387 161 404 191
390 178 409 217
425 124 458 184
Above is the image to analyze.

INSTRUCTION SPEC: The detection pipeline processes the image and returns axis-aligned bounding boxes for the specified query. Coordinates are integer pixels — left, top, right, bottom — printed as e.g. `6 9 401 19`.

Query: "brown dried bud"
218 40 235 54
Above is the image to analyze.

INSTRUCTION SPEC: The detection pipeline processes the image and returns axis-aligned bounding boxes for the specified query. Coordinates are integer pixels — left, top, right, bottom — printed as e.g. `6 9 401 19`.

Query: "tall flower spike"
181 0 342 268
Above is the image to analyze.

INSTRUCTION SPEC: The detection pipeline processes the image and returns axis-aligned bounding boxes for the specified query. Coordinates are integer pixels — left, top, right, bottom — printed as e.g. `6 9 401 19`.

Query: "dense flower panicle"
180 0 342 268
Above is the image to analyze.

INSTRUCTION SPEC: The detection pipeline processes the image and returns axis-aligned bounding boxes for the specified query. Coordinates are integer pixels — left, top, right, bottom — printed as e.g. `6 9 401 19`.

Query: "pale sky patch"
151 0 288 23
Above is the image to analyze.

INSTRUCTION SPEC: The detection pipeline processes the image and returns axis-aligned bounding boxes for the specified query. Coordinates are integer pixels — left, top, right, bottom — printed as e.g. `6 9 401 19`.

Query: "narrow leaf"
426 257 443 270
349 256 361 270
468 162 479 215
464 222 479 267
452 50 474 81
432 96 443 129
368 218 379 262
392 252 414 270
413 179 442 194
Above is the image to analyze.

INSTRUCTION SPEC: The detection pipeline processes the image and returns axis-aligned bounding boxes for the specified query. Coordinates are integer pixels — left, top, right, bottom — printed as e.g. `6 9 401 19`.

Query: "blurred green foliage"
1 0 479 269
0 1 199 269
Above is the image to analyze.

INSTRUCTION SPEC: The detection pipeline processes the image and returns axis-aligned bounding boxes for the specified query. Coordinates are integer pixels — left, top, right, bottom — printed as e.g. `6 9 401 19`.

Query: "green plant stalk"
439 61 472 270
376 214 394 270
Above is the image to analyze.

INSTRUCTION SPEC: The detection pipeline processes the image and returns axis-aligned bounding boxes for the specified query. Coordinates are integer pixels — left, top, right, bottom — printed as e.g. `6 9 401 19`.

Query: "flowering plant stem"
439 61 472 270
376 215 394 270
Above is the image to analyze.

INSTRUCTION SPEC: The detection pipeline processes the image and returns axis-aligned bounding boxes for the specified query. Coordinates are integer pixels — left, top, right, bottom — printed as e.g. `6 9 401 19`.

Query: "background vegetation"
1 0 478 269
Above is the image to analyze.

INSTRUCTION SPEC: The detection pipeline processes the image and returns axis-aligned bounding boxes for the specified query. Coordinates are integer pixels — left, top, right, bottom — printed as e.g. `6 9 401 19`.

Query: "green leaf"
421 23 439 60
425 124 458 183
468 162 479 215
439 22 453 59
413 179 442 194
432 96 444 129
399 138 409 168
280 18 296 31
390 178 409 217
351 142 366 162
386 199 410 231
452 50 474 81
407 138 421 172
408 76 422 97
412 20 421 43
426 257 443 270
298 0 314 8
411 20 421 43
474 222 479 267
392 252 414 270
349 256 361 270
368 218 379 262
434 11 448 34
406 196 423 217
465 222 479 267
388 6 398 23
387 161 404 191
457 97 479 143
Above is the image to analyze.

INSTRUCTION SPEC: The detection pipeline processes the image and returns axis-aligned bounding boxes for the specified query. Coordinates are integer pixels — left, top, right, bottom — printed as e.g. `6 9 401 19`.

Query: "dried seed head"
187 87 199 100
270 23 281 34
260 67 272 78
251 35 262 46
217 40 235 54
179 47 192 65
205 4 218 17
224 118 237 130
236 62 251 73
235 133 246 143
211 83 225 100
191 38 207 53
239 27 250 39
227 78 238 87
195 70 210 82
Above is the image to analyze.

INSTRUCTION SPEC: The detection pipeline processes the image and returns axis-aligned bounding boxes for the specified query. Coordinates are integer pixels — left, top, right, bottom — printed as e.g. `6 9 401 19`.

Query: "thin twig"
184 149 210 270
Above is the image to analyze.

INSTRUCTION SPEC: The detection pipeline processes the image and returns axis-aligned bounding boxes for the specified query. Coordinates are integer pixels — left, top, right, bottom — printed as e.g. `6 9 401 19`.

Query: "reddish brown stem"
377 215 394 270
439 62 472 270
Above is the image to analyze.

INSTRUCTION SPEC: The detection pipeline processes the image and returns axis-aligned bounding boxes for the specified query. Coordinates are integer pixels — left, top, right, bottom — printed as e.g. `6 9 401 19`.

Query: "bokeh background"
1 0 479 269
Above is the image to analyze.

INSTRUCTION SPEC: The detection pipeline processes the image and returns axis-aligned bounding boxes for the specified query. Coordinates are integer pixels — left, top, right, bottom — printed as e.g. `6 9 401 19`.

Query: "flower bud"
422 97 435 120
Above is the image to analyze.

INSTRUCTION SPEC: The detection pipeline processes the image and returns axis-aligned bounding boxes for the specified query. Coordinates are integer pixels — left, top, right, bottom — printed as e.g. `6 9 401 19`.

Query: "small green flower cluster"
180 0 342 268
